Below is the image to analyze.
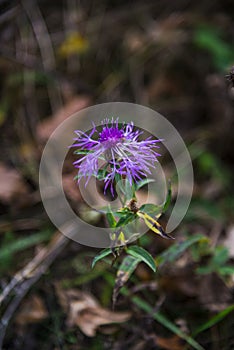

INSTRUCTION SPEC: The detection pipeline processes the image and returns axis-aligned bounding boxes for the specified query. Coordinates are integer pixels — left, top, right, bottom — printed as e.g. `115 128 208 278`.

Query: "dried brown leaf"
37 96 91 142
15 294 48 325
155 335 185 350
55 287 131 337
0 163 29 205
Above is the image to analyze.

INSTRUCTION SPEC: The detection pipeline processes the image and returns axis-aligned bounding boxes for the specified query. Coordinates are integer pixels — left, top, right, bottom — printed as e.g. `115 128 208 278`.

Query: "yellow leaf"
58 32 89 57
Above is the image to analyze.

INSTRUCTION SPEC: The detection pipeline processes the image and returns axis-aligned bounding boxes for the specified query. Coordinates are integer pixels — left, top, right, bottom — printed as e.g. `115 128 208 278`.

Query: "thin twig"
22 0 62 112
0 221 79 348
0 232 64 305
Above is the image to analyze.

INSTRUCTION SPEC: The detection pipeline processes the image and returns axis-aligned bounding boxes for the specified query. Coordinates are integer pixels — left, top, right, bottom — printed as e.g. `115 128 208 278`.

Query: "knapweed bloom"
71 118 161 195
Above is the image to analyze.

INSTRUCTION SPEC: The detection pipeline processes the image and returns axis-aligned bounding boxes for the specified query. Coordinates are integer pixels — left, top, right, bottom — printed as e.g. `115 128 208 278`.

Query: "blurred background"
0 1 234 349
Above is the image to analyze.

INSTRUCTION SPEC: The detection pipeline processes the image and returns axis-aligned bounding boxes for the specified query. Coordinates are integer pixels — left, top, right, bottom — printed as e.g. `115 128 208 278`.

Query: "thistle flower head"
71 118 161 196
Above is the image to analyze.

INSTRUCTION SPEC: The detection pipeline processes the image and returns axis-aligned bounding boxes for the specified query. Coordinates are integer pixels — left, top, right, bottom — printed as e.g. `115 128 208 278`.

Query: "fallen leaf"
155 334 186 350
37 96 91 142
55 286 131 337
0 162 29 205
15 294 48 325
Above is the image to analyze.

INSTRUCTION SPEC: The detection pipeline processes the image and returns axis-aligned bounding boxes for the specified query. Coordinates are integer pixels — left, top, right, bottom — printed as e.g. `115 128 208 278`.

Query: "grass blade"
192 304 234 337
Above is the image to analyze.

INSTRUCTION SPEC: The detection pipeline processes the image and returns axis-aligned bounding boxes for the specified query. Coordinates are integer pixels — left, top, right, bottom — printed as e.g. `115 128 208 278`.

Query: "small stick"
0 221 79 348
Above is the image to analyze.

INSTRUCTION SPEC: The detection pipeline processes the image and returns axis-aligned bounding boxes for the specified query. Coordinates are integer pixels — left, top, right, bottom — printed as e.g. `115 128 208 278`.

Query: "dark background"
0 1 234 349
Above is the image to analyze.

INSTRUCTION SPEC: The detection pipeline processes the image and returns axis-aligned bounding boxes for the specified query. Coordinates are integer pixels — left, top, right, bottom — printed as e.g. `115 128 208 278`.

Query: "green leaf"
0 230 52 261
116 212 135 228
196 246 231 275
196 266 214 275
212 246 229 266
139 203 161 216
73 149 91 155
91 248 112 268
124 179 135 201
139 181 171 216
106 206 117 228
97 167 108 180
162 181 172 213
127 245 156 272
218 265 234 275
135 178 155 191
194 26 234 71
104 272 204 350
192 304 234 337
156 234 208 266
186 198 224 222
62 264 107 287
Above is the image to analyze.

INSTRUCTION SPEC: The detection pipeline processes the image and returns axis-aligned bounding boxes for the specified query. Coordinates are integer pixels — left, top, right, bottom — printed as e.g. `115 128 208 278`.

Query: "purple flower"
71 118 161 195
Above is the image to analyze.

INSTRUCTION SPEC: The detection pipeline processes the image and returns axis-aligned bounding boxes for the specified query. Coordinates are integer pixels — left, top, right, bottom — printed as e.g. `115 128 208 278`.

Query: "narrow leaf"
131 296 205 350
113 255 140 306
139 203 161 216
0 230 52 260
73 149 91 155
192 304 234 337
218 265 234 275
106 209 117 228
91 248 112 268
104 273 204 350
116 213 135 228
127 245 156 272
135 178 155 191
97 167 108 180
124 179 135 201
212 246 229 266
162 180 172 213
156 234 208 266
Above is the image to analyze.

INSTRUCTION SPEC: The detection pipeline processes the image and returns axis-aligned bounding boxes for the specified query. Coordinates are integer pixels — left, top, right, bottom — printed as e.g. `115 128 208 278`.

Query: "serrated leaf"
91 248 112 268
156 234 208 266
127 245 156 272
113 255 140 306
